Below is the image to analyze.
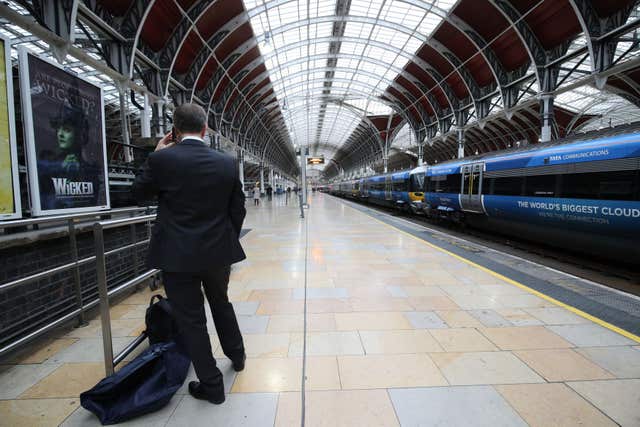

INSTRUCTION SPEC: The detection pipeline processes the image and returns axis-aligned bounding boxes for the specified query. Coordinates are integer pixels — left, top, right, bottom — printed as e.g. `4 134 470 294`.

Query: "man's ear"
200 125 207 138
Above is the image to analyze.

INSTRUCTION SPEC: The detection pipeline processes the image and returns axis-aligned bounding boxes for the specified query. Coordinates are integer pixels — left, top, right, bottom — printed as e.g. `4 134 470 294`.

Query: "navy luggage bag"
80 340 190 425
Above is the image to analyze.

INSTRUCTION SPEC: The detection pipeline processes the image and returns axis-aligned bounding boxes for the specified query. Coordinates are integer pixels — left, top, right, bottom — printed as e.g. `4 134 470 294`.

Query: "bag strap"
149 294 164 307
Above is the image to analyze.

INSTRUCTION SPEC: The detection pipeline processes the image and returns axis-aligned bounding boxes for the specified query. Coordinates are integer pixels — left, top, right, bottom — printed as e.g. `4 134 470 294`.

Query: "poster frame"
18 46 110 216
0 36 22 220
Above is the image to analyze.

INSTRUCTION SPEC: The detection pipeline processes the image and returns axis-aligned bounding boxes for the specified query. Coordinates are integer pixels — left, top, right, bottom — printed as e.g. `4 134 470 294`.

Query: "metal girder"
150 1 212 78
263 98 387 152
241 108 294 161
258 16 464 110
192 38 258 98
219 63 430 127
230 80 411 137
569 0 638 88
245 126 294 164
212 51 436 124
249 15 463 112
228 78 419 140
203 39 452 136
80 0 157 86
241 97 385 158
488 0 547 102
26 0 79 61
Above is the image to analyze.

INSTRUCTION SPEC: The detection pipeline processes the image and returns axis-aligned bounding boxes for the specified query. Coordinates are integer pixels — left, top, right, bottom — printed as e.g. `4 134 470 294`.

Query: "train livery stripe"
342 200 640 344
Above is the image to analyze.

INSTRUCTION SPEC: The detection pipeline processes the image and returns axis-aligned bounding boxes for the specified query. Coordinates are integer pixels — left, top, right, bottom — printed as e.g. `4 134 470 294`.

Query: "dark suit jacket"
131 138 246 272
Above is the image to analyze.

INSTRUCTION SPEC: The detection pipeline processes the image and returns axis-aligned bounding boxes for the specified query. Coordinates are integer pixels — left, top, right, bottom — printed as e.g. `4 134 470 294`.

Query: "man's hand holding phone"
155 130 176 152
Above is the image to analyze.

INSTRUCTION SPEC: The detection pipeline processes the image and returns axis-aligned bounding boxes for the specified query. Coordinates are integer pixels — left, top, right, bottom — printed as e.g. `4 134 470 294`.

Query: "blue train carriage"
408 166 427 213
360 168 426 211
425 131 640 261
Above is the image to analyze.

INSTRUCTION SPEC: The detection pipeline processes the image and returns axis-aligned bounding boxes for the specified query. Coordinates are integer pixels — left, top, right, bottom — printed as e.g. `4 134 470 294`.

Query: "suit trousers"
162 266 245 389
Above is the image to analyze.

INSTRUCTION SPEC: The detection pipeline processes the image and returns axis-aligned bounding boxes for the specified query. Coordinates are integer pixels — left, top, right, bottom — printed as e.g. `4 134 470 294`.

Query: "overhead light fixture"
261 31 273 54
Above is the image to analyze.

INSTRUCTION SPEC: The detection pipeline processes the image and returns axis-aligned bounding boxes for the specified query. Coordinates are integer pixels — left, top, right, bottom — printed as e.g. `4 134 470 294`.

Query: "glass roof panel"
245 0 456 161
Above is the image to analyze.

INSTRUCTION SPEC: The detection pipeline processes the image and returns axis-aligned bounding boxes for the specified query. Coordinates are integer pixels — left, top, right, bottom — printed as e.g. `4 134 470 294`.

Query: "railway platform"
1 193 639 426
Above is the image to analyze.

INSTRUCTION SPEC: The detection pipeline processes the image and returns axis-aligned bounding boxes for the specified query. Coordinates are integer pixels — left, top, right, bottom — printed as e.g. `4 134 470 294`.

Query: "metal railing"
94 215 159 375
0 207 156 359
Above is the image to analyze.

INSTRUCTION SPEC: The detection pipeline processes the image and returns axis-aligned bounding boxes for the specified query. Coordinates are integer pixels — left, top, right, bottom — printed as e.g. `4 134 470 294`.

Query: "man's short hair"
173 103 207 134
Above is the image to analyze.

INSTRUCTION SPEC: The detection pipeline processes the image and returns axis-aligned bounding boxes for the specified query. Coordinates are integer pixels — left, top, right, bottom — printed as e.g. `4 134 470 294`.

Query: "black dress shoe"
232 354 246 372
188 381 225 404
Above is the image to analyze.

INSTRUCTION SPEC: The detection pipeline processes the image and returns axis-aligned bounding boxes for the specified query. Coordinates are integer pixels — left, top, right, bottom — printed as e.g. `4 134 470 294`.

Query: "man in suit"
132 103 246 404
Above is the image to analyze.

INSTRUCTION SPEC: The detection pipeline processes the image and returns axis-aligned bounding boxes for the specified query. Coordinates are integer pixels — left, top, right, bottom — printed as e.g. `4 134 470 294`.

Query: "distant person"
285 186 291 204
266 185 273 201
253 185 260 206
132 103 246 405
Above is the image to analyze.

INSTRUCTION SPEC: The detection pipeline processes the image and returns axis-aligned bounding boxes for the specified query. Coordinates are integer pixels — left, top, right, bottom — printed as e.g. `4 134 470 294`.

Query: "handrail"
0 206 155 230
100 214 157 230
0 209 158 360
94 217 160 375
0 239 150 293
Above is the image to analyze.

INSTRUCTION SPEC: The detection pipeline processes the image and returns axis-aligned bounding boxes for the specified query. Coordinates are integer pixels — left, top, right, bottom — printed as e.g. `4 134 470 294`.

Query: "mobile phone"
171 127 177 142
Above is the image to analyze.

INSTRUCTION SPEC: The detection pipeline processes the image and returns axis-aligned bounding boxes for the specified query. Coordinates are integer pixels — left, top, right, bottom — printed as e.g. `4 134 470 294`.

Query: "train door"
385 175 392 200
460 163 485 213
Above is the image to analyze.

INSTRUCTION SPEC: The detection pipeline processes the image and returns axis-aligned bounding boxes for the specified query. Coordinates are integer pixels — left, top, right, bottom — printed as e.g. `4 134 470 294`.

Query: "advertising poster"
0 37 21 219
19 48 110 215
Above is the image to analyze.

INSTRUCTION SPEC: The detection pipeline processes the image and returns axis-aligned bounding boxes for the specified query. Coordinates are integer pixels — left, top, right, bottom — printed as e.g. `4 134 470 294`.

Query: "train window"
562 173 598 199
562 171 638 201
429 175 445 192
462 173 469 194
410 173 425 192
444 173 462 193
491 176 524 196
599 170 637 200
430 174 462 193
393 180 408 192
525 175 556 197
471 172 480 194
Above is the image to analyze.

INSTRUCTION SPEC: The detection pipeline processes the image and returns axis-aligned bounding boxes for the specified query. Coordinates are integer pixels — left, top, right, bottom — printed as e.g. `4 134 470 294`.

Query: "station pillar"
260 165 265 195
118 88 133 162
238 150 245 194
457 126 465 158
540 93 555 143
300 151 308 206
140 93 152 138
153 99 165 137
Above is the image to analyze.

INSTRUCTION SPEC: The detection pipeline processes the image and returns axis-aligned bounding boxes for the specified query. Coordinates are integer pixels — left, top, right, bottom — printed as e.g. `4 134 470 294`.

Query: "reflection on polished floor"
1 193 640 426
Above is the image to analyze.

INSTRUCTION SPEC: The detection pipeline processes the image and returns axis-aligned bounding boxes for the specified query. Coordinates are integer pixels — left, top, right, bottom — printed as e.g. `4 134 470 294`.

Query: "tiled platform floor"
1 193 640 426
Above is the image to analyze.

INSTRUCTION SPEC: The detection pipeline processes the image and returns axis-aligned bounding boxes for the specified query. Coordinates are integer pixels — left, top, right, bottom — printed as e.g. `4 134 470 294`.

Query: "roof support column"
153 99 166 137
140 93 152 138
118 87 133 162
418 142 424 166
456 126 464 159
539 93 555 143
300 148 308 207
260 164 265 195
238 149 245 194
37 0 78 63
269 168 274 189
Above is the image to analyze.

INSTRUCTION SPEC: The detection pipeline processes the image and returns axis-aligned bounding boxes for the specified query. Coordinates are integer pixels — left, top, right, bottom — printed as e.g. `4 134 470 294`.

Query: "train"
329 128 640 264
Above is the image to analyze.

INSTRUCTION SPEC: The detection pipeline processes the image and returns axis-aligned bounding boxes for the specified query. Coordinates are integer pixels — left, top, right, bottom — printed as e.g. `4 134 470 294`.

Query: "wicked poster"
19 48 109 215
0 37 21 219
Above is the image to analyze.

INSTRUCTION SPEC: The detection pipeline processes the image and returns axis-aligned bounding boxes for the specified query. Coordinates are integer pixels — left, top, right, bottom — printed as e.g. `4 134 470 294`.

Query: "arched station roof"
2 0 640 177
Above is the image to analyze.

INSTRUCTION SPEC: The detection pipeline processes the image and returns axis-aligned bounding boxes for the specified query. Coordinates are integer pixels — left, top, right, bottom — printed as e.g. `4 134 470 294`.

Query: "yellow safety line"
342 200 640 344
